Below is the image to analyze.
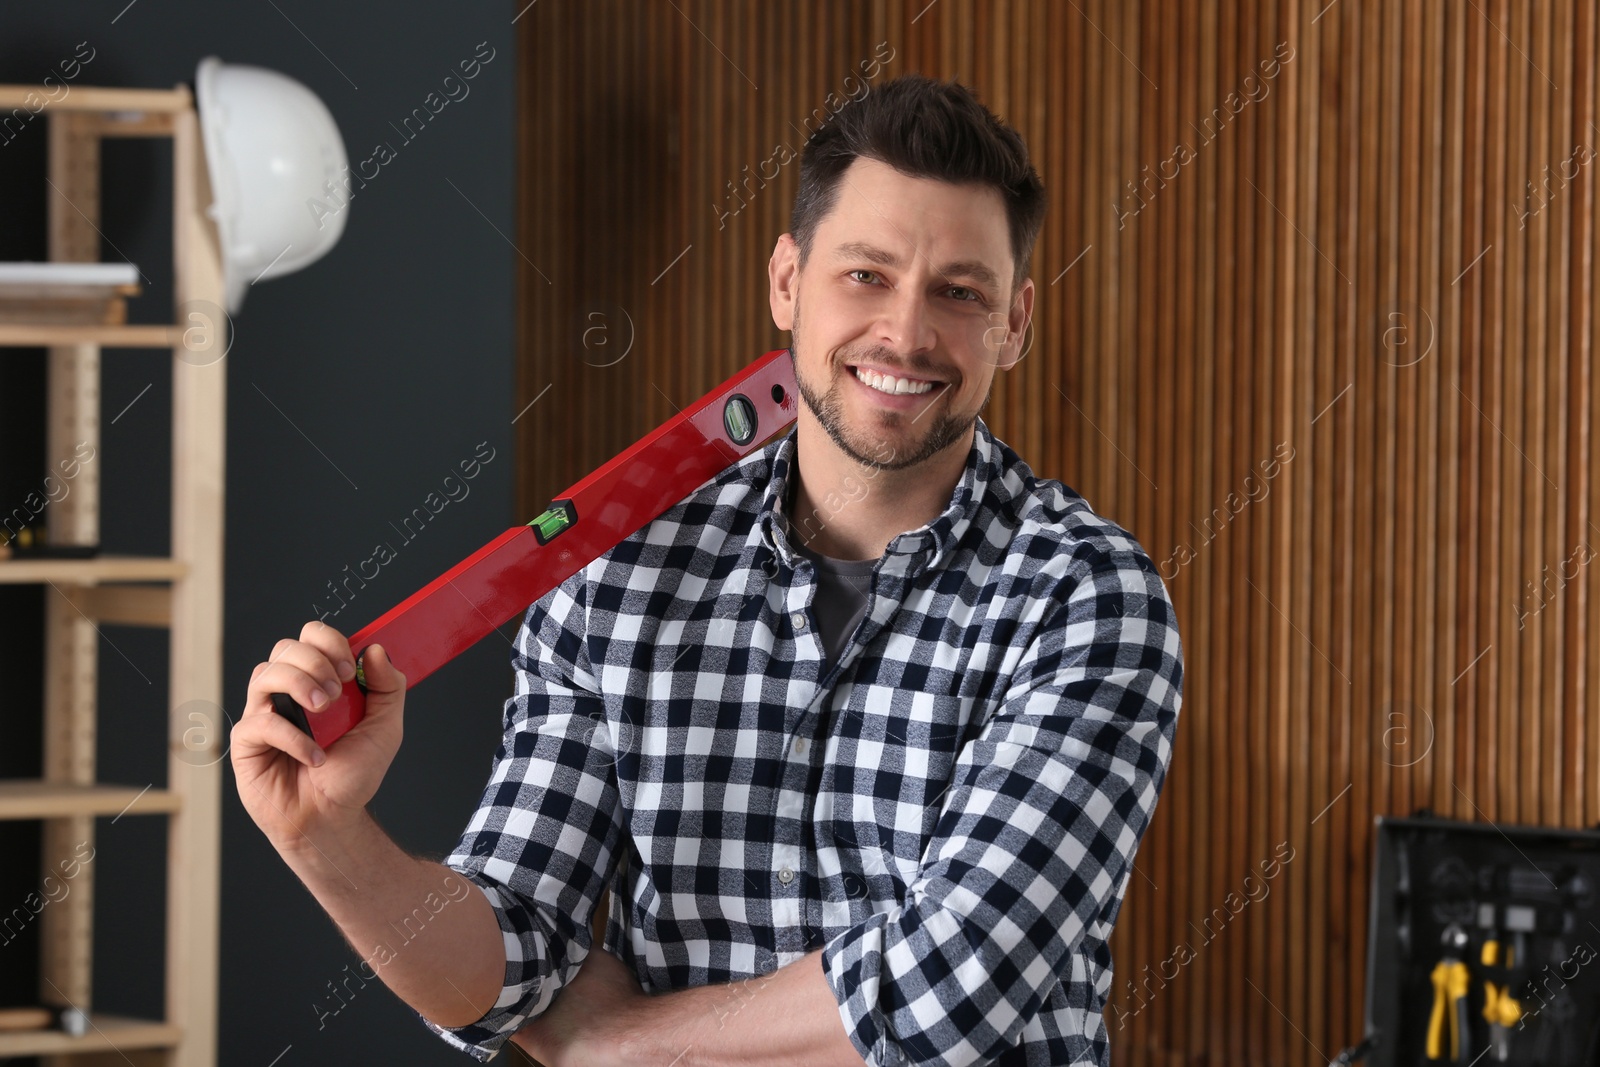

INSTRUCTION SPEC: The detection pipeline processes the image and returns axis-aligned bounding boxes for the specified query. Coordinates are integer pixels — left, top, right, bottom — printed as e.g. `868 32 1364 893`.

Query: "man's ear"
769 233 799 332
997 276 1035 371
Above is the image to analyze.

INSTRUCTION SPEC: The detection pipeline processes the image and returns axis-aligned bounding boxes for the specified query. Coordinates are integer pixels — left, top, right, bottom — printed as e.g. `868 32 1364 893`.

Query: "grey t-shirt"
788 528 876 668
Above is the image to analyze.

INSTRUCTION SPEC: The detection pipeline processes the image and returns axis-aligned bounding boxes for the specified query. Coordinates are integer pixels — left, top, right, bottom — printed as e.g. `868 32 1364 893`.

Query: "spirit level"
270 348 798 749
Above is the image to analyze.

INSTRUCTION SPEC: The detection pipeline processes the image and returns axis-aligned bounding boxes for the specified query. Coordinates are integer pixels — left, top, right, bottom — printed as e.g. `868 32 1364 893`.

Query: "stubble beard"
788 302 981 474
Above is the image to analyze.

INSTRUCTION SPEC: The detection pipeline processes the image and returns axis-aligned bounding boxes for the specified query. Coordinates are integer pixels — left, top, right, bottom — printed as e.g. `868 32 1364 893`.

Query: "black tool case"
1357 814 1600 1067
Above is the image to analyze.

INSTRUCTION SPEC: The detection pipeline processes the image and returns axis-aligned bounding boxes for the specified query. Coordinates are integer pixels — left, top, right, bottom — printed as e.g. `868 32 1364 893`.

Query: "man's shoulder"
650 435 777 535
983 429 1160 582
588 435 778 576
984 434 1181 670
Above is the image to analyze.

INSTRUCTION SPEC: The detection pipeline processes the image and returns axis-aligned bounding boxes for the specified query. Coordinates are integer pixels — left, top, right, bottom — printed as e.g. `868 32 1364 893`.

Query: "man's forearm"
616 949 864 1067
277 809 505 1029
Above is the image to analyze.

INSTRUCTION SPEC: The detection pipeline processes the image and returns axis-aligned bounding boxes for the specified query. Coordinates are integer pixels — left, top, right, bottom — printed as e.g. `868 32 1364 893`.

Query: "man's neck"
785 421 973 562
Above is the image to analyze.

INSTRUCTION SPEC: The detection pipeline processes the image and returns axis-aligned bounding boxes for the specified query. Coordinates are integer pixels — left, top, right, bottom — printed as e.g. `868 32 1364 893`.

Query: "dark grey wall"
0 3 518 1063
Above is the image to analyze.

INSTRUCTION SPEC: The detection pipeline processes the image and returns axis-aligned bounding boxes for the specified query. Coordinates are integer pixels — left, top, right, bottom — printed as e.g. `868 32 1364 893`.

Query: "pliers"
1427 923 1471 1062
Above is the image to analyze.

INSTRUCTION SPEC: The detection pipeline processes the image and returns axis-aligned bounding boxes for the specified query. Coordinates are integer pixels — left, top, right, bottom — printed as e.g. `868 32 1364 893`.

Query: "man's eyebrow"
830 241 1003 292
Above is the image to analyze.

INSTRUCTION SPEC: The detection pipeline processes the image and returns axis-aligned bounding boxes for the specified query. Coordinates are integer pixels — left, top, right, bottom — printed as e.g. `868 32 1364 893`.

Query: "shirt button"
777 866 795 884
791 611 807 630
793 737 808 754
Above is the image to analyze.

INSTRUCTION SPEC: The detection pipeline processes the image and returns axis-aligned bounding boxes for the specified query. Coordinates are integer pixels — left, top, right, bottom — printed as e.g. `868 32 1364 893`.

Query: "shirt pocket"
823 688 980 891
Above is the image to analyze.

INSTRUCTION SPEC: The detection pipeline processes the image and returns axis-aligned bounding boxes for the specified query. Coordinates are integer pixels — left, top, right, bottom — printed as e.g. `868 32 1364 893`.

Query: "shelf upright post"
39 104 105 1050
167 90 225 1067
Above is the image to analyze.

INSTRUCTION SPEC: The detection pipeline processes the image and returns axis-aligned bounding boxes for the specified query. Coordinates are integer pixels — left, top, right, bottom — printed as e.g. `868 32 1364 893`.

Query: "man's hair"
788 72 1047 302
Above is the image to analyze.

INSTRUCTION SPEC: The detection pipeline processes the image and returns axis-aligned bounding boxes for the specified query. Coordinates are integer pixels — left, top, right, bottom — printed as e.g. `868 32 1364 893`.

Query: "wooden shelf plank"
0 323 179 347
0 781 180 821
0 1013 180 1055
68 583 173 626
88 110 179 138
0 85 191 112
0 556 187 585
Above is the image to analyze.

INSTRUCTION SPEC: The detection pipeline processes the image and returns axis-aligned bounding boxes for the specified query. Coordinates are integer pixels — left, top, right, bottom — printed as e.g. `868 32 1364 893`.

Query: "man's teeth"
853 366 935 395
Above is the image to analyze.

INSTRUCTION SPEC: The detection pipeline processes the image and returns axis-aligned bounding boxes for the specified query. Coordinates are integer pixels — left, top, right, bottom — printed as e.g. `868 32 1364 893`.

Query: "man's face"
769 156 1033 472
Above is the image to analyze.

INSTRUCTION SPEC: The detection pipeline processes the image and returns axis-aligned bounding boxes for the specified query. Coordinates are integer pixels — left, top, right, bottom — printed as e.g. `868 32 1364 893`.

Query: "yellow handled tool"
1428 923 1472 1062
1480 938 1521 1061
1427 958 1470 1060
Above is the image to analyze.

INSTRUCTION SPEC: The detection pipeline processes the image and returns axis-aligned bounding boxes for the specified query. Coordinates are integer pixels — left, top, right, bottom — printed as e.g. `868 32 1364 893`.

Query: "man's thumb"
361 643 407 697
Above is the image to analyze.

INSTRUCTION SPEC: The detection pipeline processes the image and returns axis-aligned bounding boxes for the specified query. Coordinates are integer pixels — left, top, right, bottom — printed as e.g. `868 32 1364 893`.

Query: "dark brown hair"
788 72 1047 301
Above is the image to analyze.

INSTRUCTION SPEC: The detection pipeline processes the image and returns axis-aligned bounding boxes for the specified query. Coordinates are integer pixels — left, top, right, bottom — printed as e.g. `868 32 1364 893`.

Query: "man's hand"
230 621 406 853
511 947 645 1067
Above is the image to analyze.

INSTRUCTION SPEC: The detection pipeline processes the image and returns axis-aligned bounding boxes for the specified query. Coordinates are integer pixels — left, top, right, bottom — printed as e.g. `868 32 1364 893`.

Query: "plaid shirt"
421 412 1183 1065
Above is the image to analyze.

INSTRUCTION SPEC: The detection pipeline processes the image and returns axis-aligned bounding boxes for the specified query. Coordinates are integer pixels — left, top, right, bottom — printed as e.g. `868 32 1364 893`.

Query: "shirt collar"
755 414 1006 573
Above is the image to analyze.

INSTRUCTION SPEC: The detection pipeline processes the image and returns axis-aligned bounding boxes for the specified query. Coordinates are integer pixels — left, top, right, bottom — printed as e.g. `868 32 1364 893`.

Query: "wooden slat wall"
516 3 1599 1064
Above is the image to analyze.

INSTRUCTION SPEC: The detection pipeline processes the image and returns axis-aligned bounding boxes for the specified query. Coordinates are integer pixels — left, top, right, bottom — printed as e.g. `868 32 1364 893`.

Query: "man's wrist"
272 803 372 860
274 808 400 916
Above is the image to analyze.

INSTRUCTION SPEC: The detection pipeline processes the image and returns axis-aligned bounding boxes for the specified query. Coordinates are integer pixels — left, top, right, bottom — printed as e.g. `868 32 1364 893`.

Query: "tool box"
1355 814 1600 1067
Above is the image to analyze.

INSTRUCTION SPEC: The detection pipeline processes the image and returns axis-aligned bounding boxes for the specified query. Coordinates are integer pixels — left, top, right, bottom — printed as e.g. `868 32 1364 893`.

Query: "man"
233 73 1183 1066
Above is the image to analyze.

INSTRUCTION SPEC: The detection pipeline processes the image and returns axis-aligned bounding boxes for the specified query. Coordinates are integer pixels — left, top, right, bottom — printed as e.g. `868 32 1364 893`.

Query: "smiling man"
232 73 1182 1067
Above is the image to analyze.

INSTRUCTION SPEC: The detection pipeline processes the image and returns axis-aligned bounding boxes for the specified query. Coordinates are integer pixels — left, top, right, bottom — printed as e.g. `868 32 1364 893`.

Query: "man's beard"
788 307 980 473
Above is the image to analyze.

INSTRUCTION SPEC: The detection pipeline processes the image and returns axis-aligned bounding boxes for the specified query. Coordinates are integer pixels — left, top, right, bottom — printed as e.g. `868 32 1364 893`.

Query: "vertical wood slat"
1544 0 1573 827
1440 0 1469 830
1497 0 1525 829
1572 0 1597 835
1281 1 1305 1059
516 3 1600 1063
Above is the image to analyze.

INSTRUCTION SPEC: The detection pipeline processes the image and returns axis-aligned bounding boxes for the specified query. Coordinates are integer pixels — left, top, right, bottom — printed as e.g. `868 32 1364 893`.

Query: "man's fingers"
246 659 347 719
299 620 358 682
271 642 346 702
231 704 327 768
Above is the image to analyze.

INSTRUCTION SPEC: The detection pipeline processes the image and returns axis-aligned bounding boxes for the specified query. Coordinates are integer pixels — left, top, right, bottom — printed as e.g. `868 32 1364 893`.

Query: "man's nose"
875 286 937 356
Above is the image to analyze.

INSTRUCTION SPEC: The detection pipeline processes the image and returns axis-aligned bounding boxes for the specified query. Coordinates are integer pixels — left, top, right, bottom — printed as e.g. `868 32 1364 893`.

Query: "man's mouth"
846 364 940 396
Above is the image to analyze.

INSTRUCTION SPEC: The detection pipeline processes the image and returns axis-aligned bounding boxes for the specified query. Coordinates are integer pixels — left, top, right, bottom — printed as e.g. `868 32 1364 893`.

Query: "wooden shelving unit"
0 83 226 1067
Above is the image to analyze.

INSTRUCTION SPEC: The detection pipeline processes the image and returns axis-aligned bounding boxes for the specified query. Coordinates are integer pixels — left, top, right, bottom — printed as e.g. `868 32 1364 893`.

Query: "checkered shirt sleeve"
416 567 622 1062
820 548 1181 1067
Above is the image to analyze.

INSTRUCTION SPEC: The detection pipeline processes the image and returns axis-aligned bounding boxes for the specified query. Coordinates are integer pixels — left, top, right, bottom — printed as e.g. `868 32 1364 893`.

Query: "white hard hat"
195 56 349 314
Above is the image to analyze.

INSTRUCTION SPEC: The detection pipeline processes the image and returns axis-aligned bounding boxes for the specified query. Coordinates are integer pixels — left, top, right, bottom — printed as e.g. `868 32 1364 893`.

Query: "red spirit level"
270 348 798 749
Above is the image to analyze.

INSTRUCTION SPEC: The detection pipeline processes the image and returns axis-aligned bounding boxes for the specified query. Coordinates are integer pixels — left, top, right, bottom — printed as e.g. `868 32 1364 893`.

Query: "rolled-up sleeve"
821 548 1183 1067
417 567 624 1061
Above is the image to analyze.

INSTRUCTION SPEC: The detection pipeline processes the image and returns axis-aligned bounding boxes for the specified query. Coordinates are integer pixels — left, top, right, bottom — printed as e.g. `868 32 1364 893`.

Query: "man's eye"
849 269 877 284
950 287 981 302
